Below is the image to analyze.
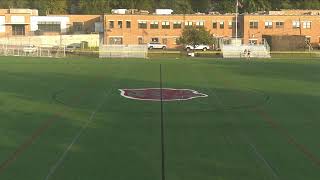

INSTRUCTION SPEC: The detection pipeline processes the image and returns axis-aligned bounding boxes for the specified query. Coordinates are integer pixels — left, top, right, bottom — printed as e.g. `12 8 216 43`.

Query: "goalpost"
0 43 66 58
99 44 148 59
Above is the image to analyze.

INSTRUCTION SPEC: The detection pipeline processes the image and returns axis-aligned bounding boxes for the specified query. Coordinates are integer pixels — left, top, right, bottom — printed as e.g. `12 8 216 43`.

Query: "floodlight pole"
160 64 166 180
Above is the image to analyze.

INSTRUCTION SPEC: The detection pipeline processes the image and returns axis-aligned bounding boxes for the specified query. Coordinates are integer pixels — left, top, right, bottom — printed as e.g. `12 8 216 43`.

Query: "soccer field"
0 56 320 180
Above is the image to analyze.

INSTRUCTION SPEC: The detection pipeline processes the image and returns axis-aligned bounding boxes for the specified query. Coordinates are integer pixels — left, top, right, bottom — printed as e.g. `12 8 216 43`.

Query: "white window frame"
150 21 159 29
0 16 5 32
196 21 204 27
173 21 182 29
219 21 224 28
228 21 233 29
292 21 300 28
275 21 284 28
185 21 193 26
249 21 259 29
265 21 273 29
162 21 170 26
162 21 170 29
303 21 311 29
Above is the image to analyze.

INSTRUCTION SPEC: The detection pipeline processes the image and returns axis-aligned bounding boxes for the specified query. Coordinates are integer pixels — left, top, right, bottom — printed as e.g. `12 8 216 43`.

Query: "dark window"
228 22 233 29
138 37 144 44
150 22 159 29
173 22 182 29
126 21 131 28
109 37 123 45
118 21 122 28
151 37 159 42
72 22 83 32
138 21 147 29
38 21 61 32
276 22 284 28
109 21 114 29
220 21 224 29
250 21 258 29
12 25 25 35
212 22 217 29
162 21 170 29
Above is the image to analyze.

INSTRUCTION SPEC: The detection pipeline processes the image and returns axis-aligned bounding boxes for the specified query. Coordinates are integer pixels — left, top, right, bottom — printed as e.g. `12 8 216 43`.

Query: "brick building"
0 9 38 37
0 9 102 37
104 9 320 49
1 8 320 49
243 10 320 46
103 13 242 48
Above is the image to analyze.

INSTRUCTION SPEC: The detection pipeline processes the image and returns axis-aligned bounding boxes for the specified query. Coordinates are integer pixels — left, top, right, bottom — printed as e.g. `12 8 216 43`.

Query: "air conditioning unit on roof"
155 9 173 15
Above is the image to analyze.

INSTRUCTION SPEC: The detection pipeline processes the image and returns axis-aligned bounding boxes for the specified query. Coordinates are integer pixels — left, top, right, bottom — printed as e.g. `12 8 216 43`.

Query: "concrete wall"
0 34 100 47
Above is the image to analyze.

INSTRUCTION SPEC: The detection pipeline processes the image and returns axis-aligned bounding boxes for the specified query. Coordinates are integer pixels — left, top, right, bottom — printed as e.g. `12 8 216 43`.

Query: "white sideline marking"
44 91 110 180
248 141 280 180
119 88 208 101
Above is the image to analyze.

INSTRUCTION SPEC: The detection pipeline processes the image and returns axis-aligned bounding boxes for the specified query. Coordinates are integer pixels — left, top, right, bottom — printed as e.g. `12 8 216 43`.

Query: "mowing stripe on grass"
44 89 111 180
0 117 58 174
0 72 107 175
202 66 280 178
256 109 320 168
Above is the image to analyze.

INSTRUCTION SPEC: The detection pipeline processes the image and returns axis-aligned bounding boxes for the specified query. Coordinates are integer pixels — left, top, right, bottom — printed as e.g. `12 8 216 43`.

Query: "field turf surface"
0 56 320 180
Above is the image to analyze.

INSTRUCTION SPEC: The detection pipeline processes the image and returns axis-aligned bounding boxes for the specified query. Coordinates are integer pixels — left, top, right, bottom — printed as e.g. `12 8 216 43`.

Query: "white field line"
44 90 111 180
246 137 280 180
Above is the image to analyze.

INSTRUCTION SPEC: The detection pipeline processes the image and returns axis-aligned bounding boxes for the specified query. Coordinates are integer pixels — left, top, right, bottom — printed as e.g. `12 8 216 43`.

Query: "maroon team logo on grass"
119 88 208 101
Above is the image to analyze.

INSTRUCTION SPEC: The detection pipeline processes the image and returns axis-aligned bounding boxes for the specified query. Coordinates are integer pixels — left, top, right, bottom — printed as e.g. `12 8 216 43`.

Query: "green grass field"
0 56 320 180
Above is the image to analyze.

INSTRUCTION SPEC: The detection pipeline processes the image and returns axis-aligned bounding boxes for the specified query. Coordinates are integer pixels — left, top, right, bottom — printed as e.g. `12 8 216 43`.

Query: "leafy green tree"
30 0 68 15
157 0 192 14
0 0 29 8
178 26 215 50
78 0 110 14
211 0 236 13
191 0 211 12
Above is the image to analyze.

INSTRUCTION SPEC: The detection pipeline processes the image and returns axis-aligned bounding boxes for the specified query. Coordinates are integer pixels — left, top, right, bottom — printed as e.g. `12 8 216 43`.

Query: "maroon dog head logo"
119 88 208 101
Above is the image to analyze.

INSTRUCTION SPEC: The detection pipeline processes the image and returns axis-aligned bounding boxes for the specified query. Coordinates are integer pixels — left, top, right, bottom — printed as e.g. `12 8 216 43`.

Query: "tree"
78 0 110 14
210 0 237 13
178 26 215 51
0 0 29 9
30 0 68 15
191 0 211 12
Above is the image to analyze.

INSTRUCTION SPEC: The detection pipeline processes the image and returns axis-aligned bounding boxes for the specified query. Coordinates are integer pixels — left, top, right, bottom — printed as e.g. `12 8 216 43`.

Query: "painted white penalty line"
247 141 280 180
44 91 110 180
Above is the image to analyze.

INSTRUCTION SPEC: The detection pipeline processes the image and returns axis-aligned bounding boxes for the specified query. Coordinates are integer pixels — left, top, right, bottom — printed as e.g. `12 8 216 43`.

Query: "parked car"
185 45 210 51
66 43 81 53
23 45 37 53
147 42 167 50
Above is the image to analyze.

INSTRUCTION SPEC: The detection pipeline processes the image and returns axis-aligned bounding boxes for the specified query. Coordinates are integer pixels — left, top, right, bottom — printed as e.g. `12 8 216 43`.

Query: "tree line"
0 0 320 15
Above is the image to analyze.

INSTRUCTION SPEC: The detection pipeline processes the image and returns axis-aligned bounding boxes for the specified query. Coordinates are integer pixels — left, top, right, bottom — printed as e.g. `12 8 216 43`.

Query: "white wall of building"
0 34 100 47
30 16 70 33
0 16 5 32
11 16 25 24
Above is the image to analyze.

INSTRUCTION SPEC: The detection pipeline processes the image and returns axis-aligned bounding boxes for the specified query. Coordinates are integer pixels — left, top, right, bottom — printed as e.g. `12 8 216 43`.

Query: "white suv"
185 45 210 51
147 42 167 50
